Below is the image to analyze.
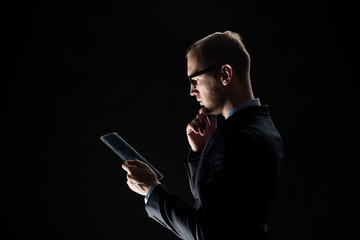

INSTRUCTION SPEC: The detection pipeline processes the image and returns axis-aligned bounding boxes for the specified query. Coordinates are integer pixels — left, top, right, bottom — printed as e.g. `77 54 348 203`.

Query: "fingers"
122 160 148 174
188 108 212 136
199 107 209 117
122 160 158 196
208 114 217 129
199 108 212 126
122 162 130 172
121 161 139 176
122 162 140 185
190 119 206 135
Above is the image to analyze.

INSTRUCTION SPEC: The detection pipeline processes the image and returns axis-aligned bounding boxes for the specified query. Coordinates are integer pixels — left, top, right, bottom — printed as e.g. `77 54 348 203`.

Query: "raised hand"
186 108 217 154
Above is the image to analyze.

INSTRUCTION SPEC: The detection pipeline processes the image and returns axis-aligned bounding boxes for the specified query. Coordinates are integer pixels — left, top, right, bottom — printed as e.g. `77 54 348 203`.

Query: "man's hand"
121 160 158 196
186 108 217 154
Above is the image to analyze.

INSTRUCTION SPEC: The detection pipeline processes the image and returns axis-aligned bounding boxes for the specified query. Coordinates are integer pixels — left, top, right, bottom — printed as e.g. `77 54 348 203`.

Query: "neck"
221 86 254 118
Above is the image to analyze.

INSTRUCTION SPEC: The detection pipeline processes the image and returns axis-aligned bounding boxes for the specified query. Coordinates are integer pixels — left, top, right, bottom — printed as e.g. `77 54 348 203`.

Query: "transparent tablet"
100 132 164 180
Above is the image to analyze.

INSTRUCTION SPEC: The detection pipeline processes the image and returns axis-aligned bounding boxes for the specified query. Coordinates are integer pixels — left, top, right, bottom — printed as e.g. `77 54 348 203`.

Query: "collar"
226 98 261 119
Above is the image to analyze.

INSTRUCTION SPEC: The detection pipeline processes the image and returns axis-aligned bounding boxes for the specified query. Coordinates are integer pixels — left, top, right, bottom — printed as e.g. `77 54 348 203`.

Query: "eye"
189 78 197 88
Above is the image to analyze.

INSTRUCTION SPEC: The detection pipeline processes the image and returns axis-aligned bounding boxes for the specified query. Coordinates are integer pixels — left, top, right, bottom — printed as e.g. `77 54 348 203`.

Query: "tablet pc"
100 132 164 180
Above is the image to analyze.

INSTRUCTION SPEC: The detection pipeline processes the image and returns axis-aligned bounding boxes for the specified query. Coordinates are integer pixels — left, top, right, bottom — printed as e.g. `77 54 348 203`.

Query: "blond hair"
186 31 251 78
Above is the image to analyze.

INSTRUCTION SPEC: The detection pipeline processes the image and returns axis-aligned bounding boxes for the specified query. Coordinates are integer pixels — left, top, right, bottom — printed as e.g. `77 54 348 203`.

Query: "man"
122 31 283 239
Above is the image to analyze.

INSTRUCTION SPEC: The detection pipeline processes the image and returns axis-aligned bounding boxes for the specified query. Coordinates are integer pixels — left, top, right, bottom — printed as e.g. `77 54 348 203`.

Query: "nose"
190 84 197 96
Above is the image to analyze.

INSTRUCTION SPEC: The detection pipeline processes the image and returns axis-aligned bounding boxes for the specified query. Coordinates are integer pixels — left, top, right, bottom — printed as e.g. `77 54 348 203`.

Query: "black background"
4 1 356 239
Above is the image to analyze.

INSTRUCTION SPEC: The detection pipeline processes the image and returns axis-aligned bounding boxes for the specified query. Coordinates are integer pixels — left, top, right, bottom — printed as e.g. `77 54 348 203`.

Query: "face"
187 54 225 115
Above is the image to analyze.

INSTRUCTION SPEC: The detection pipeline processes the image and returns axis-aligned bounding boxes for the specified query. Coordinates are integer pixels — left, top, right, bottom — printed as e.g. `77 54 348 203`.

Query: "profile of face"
187 54 225 115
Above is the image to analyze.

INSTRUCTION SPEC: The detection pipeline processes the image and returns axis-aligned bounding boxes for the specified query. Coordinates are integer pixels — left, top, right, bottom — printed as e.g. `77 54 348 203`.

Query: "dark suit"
145 106 283 240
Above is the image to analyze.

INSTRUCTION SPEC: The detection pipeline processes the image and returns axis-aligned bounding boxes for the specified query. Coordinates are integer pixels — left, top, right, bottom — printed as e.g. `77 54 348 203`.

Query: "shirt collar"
226 98 261 119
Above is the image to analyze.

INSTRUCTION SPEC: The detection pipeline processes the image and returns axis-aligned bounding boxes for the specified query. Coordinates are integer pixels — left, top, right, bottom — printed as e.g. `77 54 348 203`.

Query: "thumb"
121 162 130 172
127 159 147 168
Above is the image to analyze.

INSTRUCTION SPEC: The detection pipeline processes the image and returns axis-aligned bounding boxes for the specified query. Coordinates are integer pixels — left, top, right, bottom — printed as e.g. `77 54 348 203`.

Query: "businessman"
122 31 283 239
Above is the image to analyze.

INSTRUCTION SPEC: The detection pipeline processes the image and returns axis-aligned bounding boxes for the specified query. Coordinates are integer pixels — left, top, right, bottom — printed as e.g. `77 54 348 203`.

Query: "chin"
205 107 220 115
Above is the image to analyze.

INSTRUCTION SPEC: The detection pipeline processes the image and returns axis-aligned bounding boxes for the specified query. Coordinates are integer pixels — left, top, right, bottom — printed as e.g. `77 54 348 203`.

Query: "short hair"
186 31 250 78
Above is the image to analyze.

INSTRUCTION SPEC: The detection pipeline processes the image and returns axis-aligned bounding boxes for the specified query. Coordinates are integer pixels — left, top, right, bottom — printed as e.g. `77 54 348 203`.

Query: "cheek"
197 83 208 94
201 87 212 99
197 80 213 99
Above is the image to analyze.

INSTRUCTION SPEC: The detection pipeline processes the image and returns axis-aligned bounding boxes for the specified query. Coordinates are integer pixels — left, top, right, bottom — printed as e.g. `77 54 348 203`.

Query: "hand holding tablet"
100 132 164 180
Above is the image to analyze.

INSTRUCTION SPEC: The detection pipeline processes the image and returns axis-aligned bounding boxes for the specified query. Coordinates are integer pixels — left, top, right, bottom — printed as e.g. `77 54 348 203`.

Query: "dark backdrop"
4 1 356 239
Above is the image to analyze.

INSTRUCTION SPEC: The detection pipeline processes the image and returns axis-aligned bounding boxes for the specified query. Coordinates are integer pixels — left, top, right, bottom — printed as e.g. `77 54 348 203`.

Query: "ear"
220 64 233 86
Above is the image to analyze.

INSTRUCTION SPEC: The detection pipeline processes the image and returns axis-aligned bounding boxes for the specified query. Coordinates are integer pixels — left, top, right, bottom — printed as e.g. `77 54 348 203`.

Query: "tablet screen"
100 132 164 180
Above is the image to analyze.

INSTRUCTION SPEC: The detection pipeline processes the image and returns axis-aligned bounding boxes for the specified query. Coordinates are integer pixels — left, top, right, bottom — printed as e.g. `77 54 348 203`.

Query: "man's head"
187 31 253 117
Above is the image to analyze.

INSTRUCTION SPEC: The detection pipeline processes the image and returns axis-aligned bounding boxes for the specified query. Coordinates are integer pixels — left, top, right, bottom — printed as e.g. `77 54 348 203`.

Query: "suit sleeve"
145 184 205 239
145 131 275 240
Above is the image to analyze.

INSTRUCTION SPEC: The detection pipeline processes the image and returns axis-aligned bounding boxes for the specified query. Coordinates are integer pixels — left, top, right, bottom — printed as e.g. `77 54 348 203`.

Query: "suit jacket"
145 106 283 240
